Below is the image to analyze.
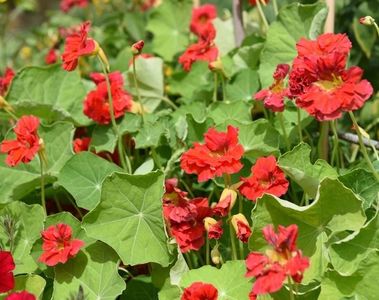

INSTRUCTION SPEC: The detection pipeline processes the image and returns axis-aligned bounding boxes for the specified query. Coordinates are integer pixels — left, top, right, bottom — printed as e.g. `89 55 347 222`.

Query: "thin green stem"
223 173 232 187
66 193 84 219
160 96 178 109
184 252 194 269
38 153 46 216
278 113 290 151
132 55 143 104
4 108 18 121
229 213 238 260
213 72 218 103
330 120 340 171
256 0 269 31
297 109 303 143
349 112 379 182
288 276 296 300
318 122 330 161
373 22 379 37
98 56 131 173
205 238 210 265
272 0 279 16
221 75 227 101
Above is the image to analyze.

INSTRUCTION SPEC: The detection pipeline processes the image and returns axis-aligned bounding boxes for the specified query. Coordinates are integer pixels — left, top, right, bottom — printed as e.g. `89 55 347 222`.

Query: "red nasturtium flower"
181 282 218 300
5 291 36 300
213 188 237 217
60 0 88 12
83 71 133 124
245 224 310 298
231 213 252 243
239 156 289 201
0 115 41 167
39 223 84 266
163 179 212 252
255 64 290 112
45 48 58 65
180 126 244 182
190 4 217 36
179 23 219 72
0 67 15 96
289 33 373 121
204 217 223 240
73 137 91 153
131 40 145 55
61 21 98 71
0 251 15 293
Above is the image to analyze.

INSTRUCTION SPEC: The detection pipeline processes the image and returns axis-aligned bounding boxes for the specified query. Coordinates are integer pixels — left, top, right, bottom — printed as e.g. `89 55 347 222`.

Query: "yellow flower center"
315 74 343 91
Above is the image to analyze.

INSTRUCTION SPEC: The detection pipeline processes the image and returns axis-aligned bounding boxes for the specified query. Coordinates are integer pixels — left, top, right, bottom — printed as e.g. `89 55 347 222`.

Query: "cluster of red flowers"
181 282 218 300
163 178 212 252
255 33 373 121
60 0 89 13
245 224 309 299
179 4 219 71
0 251 36 299
0 67 15 96
39 223 84 266
83 71 133 124
0 115 41 167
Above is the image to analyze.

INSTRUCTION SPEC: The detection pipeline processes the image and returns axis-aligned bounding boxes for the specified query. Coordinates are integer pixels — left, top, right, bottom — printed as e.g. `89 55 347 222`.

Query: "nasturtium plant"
0 0 378 299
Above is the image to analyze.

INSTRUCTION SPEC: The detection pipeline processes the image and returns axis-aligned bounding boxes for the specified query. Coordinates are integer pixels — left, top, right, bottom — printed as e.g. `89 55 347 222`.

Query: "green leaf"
53 241 125 300
9 274 46 300
6 65 89 125
0 202 44 274
82 171 171 266
146 0 192 61
249 178 366 284
0 122 74 203
339 168 379 210
237 119 281 159
214 18 236 55
259 2 327 87
185 114 214 145
208 101 252 125
232 44 264 73
122 276 159 300
226 70 260 102
180 261 251 300
329 214 379 276
134 121 166 149
134 158 155 175
57 152 123 210
278 143 338 198
353 17 376 59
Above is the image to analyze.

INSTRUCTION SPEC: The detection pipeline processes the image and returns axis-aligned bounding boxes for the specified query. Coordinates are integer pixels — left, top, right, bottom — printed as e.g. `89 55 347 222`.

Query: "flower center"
315 74 343 91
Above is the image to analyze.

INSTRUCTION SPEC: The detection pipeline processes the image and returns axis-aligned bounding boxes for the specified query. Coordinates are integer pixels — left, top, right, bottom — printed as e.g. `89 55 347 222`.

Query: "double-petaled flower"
181 282 218 300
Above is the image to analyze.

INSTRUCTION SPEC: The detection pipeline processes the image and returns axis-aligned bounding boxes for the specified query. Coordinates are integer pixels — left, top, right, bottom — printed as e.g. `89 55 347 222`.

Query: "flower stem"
160 96 178 110
221 75 227 101
4 108 18 121
278 112 291 151
297 109 303 143
132 55 143 104
229 213 238 260
330 120 340 171
349 111 379 182
38 153 46 216
213 72 218 103
318 121 329 161
184 252 194 269
98 56 131 173
273 0 279 16
288 276 296 300
205 238 210 265
256 0 269 32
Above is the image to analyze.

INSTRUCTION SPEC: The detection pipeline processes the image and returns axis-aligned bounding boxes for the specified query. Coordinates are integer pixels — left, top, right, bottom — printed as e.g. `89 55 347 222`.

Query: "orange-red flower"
239 156 289 201
0 67 15 96
39 223 84 266
289 33 373 121
231 213 252 243
73 137 91 153
0 251 15 293
45 48 58 65
190 4 217 36
180 126 244 182
181 282 218 300
255 64 290 112
60 0 88 12
245 224 309 297
83 71 133 124
5 291 36 300
213 188 237 217
179 23 218 72
0 116 41 167
61 21 97 71
204 217 223 240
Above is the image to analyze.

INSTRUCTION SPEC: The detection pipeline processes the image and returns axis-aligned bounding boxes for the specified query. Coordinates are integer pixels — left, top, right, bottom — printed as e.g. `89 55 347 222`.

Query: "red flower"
39 223 84 266
179 23 218 72
231 214 252 243
45 48 58 65
83 71 133 124
180 126 244 182
60 0 89 13
139 0 159 11
213 188 237 217
0 251 15 293
181 282 218 300
0 116 41 167
190 4 217 36
61 21 97 71
73 137 91 153
0 67 15 96
239 156 289 201
249 0 269 5
255 64 290 112
5 291 36 300
289 33 373 121
204 217 223 240
131 40 145 55
245 224 310 296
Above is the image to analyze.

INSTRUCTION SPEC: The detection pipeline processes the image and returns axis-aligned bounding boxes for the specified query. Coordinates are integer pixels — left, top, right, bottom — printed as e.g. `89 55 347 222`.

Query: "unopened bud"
204 217 223 240
38 138 48 166
213 188 237 217
211 245 222 265
131 40 145 55
231 213 251 243
94 41 110 72
359 16 375 26
131 101 145 115
209 57 228 78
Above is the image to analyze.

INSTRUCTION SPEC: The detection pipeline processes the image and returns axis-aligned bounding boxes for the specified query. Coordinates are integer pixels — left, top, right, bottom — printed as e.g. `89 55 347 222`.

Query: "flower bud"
131 101 145 115
95 42 110 72
359 16 375 26
231 213 252 243
38 138 48 166
131 40 145 55
211 245 222 265
213 188 237 217
204 217 223 240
